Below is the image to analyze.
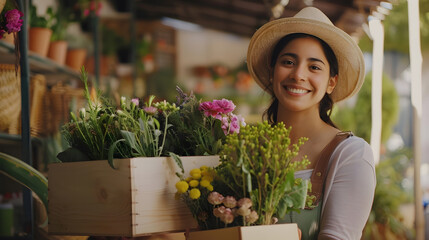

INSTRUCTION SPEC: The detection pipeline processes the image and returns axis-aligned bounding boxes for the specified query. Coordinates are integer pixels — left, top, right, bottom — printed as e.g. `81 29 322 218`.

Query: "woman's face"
272 37 337 114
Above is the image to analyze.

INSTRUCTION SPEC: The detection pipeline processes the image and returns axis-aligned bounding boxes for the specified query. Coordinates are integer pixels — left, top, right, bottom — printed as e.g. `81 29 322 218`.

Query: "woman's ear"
326 75 338 94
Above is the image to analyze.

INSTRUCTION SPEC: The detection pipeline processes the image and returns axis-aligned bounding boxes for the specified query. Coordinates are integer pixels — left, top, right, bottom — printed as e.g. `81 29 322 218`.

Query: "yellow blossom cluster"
175 165 215 200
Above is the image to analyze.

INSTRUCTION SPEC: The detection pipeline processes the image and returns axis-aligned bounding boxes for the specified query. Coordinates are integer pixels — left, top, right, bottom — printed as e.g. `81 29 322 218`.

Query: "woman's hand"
298 227 302 240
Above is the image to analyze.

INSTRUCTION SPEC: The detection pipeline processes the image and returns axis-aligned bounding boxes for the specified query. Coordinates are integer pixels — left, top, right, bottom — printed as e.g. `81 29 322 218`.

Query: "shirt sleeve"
318 137 376 240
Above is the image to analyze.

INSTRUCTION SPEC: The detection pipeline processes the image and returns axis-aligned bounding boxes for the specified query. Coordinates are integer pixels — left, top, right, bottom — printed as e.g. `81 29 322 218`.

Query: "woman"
247 7 376 240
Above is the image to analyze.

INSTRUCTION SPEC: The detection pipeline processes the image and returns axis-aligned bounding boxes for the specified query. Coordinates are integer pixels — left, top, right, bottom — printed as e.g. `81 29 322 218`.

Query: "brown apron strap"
308 131 353 206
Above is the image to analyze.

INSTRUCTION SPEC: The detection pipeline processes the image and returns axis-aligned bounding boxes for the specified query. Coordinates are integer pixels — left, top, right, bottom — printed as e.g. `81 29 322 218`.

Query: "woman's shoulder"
332 135 374 167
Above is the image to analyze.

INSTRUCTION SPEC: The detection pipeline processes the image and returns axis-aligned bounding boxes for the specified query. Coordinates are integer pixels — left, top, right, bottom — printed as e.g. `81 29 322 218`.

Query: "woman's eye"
281 60 294 65
310 65 321 70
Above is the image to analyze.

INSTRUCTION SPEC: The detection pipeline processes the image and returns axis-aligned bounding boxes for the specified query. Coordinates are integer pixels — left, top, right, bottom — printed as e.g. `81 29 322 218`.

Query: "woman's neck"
276 107 332 144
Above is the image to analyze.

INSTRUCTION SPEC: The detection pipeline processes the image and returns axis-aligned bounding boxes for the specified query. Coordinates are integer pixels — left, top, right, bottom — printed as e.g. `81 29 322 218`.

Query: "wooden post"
369 18 384 165
407 0 424 239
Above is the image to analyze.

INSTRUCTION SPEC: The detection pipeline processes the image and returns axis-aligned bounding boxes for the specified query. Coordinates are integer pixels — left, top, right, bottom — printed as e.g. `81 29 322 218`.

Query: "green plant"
29 5 54 28
165 87 244 156
362 148 414 240
107 96 180 168
60 68 125 162
50 5 73 41
217 121 310 225
175 121 311 230
101 25 124 56
333 72 399 143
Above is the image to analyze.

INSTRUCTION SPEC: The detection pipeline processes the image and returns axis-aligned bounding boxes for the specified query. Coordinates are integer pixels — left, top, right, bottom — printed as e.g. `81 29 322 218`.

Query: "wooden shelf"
0 41 81 85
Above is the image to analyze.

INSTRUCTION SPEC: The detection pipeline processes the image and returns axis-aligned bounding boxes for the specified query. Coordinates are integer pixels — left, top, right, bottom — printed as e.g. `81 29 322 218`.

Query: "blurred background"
0 0 428 239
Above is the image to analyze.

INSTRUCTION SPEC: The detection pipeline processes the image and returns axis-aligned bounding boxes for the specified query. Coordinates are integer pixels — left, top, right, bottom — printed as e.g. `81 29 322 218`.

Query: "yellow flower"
190 168 201 175
206 184 214 191
200 179 210 188
175 181 189 193
189 180 199 187
190 168 202 180
202 175 213 182
189 188 201 199
191 173 202 180
185 177 193 182
200 165 208 171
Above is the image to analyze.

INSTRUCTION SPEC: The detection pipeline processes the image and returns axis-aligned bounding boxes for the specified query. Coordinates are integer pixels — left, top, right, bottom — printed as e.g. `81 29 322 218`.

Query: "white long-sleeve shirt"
296 136 376 240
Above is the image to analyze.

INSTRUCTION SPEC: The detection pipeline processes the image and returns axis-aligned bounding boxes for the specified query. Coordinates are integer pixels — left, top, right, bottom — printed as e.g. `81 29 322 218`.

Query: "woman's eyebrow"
308 57 326 65
279 53 326 65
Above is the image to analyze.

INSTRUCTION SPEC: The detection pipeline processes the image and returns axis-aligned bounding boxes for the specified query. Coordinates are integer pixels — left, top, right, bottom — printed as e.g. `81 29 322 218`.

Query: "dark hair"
263 33 338 128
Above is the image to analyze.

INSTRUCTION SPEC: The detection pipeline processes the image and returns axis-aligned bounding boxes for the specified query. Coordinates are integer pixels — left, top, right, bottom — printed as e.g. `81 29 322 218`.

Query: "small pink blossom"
222 196 237 208
143 106 158 115
213 206 226 218
219 208 234 224
236 206 251 216
131 98 139 106
213 99 235 114
208 192 224 205
245 210 259 224
5 9 23 33
237 198 252 209
199 101 218 117
83 9 90 17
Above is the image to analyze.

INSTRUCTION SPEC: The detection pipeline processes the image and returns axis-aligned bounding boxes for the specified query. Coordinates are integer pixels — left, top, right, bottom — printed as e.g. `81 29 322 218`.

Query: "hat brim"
247 17 365 102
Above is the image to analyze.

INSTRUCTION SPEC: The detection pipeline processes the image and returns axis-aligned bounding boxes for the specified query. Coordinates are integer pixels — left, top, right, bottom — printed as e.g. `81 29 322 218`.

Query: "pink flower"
131 98 139 106
143 106 158 115
222 196 237 208
213 206 226 218
236 206 251 216
83 9 90 17
220 208 234 224
208 192 224 205
245 210 259 224
199 101 218 117
213 99 235 114
5 9 23 34
237 198 252 209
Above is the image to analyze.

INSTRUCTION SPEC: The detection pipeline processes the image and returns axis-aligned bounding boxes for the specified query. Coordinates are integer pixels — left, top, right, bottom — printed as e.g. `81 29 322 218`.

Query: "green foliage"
359 0 429 53
362 148 414 240
101 25 125 56
30 5 54 29
50 5 73 41
333 72 399 143
60 68 126 161
216 121 310 225
165 87 226 156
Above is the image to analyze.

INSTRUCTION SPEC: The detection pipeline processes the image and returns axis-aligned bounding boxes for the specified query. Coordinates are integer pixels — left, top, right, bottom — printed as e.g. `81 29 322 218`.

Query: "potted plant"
175 121 311 239
48 69 244 237
29 4 54 57
47 5 72 65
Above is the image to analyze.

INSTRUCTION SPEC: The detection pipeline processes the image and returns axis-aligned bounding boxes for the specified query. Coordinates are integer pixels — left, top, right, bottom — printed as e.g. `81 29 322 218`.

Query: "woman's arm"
318 137 376 240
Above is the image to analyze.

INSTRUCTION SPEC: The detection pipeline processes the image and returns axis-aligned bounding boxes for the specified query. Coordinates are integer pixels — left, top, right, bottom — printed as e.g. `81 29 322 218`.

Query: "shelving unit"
0 41 80 85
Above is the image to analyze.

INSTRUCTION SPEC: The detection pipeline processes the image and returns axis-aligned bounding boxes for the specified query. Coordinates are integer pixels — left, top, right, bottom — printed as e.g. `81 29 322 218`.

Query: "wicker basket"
0 64 21 132
43 83 85 136
7 74 47 137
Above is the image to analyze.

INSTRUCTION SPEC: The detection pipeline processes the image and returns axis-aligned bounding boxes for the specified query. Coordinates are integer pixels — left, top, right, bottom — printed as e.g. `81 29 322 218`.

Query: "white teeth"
287 87 308 94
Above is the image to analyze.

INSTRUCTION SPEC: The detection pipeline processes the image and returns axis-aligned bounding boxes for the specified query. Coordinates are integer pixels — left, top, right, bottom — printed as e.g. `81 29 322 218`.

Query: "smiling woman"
246 7 375 240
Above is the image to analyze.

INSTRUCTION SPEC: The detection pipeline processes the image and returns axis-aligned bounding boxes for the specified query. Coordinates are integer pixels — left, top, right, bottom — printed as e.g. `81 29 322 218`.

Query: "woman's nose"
290 64 306 82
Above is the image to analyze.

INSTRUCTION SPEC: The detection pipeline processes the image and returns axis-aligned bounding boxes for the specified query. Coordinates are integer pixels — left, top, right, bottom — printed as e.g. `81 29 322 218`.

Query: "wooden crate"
188 224 299 240
48 156 219 237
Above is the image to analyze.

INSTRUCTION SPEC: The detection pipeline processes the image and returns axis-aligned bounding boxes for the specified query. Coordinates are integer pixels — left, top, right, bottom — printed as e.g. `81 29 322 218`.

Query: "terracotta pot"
29 27 53 57
48 41 68 65
65 48 87 71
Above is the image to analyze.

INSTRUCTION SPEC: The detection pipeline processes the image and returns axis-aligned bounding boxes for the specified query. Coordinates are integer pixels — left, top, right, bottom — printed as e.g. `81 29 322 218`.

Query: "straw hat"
247 7 365 102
